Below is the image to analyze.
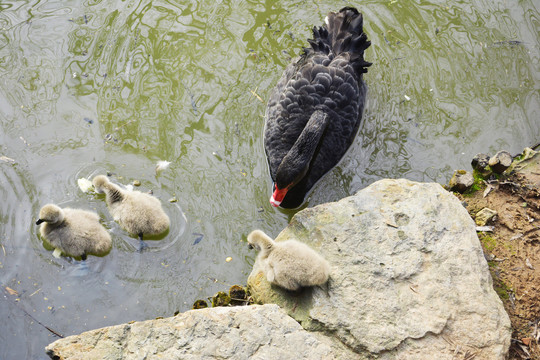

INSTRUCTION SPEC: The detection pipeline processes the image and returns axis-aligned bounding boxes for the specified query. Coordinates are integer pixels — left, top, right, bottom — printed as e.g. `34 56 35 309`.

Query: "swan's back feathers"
305 7 371 74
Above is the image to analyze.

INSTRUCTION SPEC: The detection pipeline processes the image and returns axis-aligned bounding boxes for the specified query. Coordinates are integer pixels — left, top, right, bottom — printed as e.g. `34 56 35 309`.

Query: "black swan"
264 7 371 208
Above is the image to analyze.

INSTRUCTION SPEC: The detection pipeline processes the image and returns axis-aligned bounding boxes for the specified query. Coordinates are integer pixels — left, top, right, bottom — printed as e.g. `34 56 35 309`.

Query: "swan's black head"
271 165 308 207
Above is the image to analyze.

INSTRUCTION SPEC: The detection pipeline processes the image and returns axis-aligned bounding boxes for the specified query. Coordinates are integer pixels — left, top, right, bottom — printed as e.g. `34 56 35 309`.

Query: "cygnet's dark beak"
36 219 44 225
247 243 254 250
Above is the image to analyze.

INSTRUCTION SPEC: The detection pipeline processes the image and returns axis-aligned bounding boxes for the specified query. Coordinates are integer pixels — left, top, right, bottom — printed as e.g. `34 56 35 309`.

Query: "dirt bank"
455 147 540 360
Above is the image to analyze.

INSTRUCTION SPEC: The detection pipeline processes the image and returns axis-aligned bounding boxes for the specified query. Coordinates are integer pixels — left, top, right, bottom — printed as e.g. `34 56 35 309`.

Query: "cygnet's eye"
247 243 254 250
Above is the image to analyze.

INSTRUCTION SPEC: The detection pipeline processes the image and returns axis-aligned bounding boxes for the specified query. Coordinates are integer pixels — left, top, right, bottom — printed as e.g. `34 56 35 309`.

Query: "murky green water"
0 0 538 357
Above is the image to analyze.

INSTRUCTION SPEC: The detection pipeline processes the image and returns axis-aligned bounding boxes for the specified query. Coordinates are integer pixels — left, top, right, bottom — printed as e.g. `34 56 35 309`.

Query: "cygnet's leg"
316 279 330 295
73 253 89 276
138 233 148 252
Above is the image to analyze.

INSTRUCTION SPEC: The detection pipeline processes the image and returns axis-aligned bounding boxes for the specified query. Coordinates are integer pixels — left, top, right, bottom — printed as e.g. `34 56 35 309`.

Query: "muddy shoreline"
453 145 540 360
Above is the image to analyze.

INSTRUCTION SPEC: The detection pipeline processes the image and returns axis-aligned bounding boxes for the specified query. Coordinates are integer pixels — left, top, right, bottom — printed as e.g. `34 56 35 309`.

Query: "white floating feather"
156 160 171 173
77 178 94 193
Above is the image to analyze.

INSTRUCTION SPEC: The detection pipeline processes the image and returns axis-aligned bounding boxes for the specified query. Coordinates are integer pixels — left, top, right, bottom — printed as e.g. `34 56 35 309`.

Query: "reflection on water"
0 0 538 358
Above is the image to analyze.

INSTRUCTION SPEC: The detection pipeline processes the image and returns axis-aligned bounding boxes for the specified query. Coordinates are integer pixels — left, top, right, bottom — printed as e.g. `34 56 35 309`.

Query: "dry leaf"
483 184 495 197
475 226 494 232
0 155 16 164
5 286 18 296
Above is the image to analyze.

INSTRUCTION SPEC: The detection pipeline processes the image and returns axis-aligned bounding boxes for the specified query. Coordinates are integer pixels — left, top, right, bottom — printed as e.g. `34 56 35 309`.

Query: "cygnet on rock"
247 229 330 291
92 175 169 251
36 204 112 260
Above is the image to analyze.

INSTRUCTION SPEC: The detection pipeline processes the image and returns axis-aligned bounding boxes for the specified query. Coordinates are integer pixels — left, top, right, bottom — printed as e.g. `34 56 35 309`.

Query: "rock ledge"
46 304 334 360
248 178 511 360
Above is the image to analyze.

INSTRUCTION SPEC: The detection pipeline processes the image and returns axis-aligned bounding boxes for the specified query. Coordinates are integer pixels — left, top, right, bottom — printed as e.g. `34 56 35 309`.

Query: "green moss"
493 279 512 300
478 233 497 253
461 169 486 196
487 259 513 302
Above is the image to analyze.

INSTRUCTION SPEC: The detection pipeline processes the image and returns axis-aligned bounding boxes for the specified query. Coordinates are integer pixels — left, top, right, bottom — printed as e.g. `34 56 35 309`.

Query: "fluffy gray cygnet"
247 229 330 291
36 204 112 260
92 175 170 250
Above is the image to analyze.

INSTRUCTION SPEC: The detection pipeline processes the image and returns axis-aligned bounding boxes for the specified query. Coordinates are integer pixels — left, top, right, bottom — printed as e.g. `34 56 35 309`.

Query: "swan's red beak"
270 186 288 207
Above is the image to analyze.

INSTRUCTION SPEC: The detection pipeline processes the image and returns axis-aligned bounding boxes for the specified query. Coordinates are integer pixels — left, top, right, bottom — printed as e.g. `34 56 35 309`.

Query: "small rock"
192 299 208 309
488 150 512 174
132 180 141 186
471 153 490 170
211 291 231 307
229 285 247 306
475 207 497 226
448 170 474 193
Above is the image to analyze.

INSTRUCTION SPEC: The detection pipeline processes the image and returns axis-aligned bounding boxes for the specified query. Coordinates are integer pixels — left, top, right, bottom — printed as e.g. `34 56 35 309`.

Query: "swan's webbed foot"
138 233 148 252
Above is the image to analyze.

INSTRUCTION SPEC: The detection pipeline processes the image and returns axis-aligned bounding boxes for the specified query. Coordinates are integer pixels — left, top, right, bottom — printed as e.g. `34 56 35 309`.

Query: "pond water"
0 0 538 358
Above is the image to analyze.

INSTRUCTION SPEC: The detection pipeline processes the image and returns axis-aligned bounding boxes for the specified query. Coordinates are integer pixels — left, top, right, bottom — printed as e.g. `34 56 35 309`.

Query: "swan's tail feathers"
308 7 372 74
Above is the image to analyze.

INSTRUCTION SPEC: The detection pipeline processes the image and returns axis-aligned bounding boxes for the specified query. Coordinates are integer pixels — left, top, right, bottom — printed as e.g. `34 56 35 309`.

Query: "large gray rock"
45 304 334 360
248 178 511 360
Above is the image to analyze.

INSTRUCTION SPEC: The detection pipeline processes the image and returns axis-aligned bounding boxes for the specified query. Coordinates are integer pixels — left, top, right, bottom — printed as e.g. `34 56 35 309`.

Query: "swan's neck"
276 110 330 188
254 232 275 258
106 185 124 204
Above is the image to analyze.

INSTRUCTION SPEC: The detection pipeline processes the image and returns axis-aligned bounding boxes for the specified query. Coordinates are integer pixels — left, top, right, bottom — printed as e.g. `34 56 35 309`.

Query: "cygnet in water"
92 175 170 250
36 204 112 260
247 229 330 291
